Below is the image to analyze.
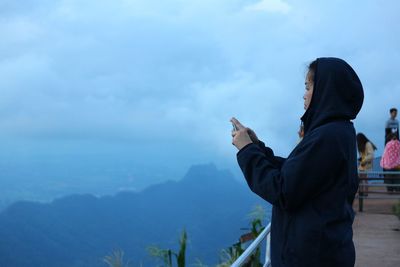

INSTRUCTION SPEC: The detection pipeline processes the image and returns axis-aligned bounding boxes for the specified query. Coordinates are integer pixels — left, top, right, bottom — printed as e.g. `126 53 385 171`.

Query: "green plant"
218 205 266 267
217 242 244 267
177 230 187 267
246 205 266 222
148 247 174 267
191 258 208 267
148 229 187 267
103 249 130 267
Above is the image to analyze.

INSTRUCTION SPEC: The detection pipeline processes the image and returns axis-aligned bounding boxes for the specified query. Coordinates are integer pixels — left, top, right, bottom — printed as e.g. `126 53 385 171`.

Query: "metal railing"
358 170 400 212
231 222 271 267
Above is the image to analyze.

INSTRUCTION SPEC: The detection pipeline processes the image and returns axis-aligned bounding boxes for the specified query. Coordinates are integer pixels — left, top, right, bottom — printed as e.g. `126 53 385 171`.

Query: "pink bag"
380 140 400 169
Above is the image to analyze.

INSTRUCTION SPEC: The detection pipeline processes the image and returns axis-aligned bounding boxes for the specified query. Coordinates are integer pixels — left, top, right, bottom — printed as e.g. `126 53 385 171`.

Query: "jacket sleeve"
237 134 342 211
257 140 286 168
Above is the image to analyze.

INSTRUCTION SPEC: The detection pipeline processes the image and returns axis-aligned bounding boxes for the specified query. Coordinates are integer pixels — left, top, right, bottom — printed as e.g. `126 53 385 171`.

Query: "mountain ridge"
0 163 270 267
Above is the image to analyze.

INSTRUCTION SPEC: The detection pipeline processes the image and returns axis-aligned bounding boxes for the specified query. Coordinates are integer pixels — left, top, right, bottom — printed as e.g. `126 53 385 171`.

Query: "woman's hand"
230 117 257 150
246 128 259 143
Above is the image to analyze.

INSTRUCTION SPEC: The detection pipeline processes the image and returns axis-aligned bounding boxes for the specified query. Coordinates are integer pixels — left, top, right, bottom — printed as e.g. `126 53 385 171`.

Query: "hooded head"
301 57 364 134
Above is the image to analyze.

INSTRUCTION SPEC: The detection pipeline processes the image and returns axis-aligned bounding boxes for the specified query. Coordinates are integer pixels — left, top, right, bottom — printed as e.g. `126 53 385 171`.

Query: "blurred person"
356 133 377 196
380 133 400 192
231 57 363 267
385 108 399 144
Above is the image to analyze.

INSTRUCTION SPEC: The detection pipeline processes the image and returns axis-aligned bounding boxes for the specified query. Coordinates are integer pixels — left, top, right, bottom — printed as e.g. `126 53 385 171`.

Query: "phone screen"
232 122 239 131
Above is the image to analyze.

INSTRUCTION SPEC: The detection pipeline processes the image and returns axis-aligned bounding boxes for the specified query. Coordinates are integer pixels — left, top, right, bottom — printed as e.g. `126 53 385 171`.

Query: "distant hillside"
0 163 269 267
373 156 383 171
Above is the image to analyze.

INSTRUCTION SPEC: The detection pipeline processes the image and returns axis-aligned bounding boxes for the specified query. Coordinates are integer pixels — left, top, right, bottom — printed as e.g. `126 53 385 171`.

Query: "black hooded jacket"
236 58 364 267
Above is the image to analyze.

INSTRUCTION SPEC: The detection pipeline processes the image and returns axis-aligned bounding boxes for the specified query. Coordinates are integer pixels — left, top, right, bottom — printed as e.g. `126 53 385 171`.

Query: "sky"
1 0 400 193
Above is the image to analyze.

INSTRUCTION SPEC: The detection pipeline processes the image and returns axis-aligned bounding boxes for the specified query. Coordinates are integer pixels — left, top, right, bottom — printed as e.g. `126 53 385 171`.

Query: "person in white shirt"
385 108 399 144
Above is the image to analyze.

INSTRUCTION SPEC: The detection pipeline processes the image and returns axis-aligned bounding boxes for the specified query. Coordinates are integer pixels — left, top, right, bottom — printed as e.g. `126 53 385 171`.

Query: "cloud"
0 0 399 165
244 0 292 14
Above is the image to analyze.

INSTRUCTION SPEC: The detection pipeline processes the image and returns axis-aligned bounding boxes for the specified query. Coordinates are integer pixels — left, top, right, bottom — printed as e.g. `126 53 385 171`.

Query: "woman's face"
303 71 314 110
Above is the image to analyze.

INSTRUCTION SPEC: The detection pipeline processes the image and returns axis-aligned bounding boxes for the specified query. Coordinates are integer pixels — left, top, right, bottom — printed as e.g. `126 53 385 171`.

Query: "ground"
353 192 400 267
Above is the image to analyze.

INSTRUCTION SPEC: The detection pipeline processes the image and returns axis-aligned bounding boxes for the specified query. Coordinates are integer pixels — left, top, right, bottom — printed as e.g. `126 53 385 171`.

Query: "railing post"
358 173 364 212
231 223 271 267
357 170 400 212
359 191 363 212
265 232 271 267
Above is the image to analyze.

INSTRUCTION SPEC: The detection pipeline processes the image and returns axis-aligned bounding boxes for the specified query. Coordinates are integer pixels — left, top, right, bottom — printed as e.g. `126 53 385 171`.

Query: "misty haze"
0 0 399 266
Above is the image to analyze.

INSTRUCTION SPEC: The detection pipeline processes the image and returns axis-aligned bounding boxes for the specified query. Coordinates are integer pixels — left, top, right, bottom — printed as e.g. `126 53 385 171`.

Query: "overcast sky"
1 0 399 185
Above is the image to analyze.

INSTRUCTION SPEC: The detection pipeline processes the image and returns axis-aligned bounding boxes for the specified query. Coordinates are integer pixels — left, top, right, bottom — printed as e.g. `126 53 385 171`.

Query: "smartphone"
232 122 239 131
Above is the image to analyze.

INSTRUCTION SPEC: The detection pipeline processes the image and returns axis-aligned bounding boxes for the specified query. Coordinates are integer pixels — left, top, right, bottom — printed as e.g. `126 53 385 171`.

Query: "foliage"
218 205 266 267
191 258 208 267
148 229 187 267
103 249 130 267
177 230 187 267
246 205 266 222
217 242 244 267
148 247 174 267
105 206 267 267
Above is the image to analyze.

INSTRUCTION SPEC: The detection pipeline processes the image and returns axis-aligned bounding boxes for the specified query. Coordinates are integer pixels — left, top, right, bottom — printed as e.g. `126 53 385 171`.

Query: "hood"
301 57 364 134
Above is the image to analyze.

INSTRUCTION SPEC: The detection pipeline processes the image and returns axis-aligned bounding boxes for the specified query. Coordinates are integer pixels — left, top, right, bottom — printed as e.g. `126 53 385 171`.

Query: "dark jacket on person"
237 58 364 267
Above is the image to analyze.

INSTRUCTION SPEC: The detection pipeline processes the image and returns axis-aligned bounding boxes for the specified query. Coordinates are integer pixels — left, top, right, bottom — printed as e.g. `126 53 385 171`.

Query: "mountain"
0 163 270 267
373 156 382 171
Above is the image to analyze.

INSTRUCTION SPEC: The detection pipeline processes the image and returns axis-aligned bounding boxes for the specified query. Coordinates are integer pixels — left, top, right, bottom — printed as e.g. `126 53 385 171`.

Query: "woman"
380 133 400 192
231 57 363 267
356 133 377 171
356 133 377 195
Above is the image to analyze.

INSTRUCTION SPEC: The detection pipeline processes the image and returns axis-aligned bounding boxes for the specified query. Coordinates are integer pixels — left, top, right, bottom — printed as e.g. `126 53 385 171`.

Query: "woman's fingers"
230 117 255 149
231 128 253 150
239 127 259 143
230 117 245 130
